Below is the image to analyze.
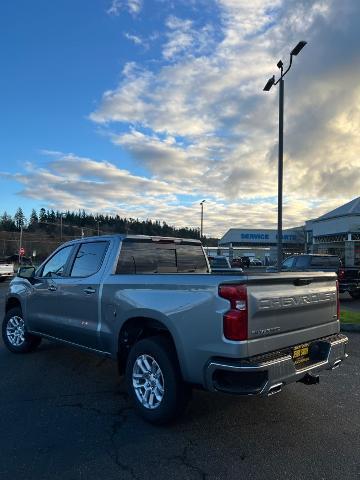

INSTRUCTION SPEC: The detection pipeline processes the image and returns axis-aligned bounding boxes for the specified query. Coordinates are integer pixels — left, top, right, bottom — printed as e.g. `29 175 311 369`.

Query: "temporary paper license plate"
292 343 310 365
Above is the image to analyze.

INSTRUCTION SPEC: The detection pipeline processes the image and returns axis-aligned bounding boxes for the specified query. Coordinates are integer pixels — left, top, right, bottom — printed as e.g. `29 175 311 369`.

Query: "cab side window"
40 245 73 278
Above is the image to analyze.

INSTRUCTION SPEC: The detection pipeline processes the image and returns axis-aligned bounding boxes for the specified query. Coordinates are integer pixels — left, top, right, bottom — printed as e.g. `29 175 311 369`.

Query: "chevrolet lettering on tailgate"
258 291 336 311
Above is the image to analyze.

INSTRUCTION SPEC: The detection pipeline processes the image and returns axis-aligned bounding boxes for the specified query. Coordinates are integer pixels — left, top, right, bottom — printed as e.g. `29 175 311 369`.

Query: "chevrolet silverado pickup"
2 235 348 424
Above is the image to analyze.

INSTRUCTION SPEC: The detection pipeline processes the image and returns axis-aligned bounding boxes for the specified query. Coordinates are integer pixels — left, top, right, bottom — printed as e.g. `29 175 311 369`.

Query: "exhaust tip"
331 359 342 370
267 383 283 396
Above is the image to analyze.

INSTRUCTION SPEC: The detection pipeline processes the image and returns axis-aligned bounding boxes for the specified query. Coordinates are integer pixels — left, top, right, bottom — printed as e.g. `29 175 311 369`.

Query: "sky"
1 0 360 237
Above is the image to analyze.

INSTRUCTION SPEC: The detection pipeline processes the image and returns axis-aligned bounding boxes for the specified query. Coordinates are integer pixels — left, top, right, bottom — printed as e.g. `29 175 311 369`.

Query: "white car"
0 262 14 282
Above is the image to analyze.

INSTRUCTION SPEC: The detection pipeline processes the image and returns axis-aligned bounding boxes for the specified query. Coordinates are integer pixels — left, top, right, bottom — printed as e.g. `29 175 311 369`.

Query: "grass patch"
340 310 360 324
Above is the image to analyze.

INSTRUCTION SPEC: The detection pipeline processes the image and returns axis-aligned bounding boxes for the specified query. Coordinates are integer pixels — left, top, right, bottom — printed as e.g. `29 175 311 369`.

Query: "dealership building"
218 197 360 266
305 197 360 267
218 227 305 263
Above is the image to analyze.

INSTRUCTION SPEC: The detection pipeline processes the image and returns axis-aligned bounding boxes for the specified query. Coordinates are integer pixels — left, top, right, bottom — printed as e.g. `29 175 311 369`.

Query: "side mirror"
17 266 36 279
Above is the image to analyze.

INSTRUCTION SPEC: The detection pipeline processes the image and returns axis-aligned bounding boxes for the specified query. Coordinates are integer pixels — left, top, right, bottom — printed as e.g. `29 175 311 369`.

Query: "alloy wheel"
6 316 25 347
132 354 165 409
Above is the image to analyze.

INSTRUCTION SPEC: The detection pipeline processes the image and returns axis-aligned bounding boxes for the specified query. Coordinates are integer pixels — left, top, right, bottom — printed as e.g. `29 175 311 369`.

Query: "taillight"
219 284 248 341
338 268 345 281
336 280 340 320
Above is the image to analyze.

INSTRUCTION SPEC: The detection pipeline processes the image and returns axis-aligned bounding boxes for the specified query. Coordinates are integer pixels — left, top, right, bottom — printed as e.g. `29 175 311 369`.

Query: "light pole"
263 41 307 271
97 220 101 236
200 200 206 240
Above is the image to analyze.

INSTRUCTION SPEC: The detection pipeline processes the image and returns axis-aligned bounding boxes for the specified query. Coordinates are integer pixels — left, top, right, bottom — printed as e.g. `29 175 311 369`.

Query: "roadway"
0 280 359 480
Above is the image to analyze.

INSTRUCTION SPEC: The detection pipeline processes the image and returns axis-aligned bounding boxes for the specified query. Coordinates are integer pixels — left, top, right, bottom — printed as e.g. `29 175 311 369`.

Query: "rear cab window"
70 241 109 277
116 240 208 274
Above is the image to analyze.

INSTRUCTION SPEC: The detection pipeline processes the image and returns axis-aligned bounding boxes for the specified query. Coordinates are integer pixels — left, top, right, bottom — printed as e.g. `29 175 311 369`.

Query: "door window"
40 245 73 277
70 242 109 277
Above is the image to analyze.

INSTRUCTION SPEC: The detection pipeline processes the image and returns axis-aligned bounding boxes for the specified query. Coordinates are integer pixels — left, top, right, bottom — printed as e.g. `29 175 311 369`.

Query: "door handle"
48 285 57 292
84 287 96 295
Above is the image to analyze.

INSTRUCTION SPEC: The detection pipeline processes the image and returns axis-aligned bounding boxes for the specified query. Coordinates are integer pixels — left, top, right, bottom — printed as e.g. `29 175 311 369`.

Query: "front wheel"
2 307 41 353
125 335 190 424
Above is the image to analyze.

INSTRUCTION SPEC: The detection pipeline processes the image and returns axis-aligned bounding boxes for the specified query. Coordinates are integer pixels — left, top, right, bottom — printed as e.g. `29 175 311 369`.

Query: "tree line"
0 207 218 245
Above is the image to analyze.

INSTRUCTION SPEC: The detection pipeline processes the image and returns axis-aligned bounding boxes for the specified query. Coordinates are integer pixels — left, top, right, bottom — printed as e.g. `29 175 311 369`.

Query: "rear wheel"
2 307 41 353
125 335 190 424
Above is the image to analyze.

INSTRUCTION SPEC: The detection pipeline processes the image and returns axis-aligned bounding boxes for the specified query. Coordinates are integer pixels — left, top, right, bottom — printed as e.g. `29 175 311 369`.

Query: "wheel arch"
117 316 182 376
5 297 22 314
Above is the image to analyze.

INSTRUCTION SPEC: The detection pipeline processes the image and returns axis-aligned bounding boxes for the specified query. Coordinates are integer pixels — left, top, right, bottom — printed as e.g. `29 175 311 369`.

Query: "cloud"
106 0 142 16
5 0 360 237
0 152 261 235
124 32 144 46
91 0 360 234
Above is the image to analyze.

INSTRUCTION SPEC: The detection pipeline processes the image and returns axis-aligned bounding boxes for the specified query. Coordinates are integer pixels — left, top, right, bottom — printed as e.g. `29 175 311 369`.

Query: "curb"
341 323 360 333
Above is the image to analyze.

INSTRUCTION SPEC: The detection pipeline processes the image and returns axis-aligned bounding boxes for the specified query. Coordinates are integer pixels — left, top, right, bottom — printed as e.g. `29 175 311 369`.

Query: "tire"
349 290 360 300
2 307 41 353
125 335 190 424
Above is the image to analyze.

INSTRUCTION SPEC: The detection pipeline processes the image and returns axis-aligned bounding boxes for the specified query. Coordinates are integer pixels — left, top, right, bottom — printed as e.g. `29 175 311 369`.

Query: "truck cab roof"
62 234 202 246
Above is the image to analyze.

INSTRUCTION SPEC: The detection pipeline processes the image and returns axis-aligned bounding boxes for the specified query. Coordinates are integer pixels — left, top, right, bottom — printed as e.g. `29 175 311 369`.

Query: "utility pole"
18 225 23 265
60 212 66 242
263 41 307 271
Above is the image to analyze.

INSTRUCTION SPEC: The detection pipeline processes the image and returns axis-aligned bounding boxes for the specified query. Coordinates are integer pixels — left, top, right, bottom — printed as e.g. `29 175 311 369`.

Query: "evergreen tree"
29 209 38 225
14 207 26 229
0 211 16 231
0 205 217 244
39 208 47 223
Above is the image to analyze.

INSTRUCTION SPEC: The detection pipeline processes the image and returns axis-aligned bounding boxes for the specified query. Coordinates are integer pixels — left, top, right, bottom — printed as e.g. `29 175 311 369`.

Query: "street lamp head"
290 41 307 56
263 75 275 91
200 199 206 205
277 60 283 69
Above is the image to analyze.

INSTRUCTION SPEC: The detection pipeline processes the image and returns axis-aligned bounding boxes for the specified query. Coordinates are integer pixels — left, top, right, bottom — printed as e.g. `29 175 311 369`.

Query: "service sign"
222 229 303 245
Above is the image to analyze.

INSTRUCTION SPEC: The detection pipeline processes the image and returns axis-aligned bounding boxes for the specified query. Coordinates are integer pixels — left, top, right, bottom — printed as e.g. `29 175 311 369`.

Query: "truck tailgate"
246 272 338 352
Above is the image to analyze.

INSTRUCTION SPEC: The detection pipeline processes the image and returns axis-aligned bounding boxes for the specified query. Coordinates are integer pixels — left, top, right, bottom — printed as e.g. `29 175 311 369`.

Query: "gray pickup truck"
2 235 348 424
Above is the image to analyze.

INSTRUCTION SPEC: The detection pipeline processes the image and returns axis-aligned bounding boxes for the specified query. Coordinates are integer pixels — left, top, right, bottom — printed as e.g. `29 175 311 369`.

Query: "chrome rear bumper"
204 333 348 396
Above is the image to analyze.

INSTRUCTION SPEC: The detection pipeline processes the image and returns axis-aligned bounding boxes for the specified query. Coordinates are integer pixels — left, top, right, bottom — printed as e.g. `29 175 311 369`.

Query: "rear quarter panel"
100 274 248 383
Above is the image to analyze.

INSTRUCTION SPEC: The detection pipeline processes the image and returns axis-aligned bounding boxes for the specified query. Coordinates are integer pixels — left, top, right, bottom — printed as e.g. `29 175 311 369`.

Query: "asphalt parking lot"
0 280 359 480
